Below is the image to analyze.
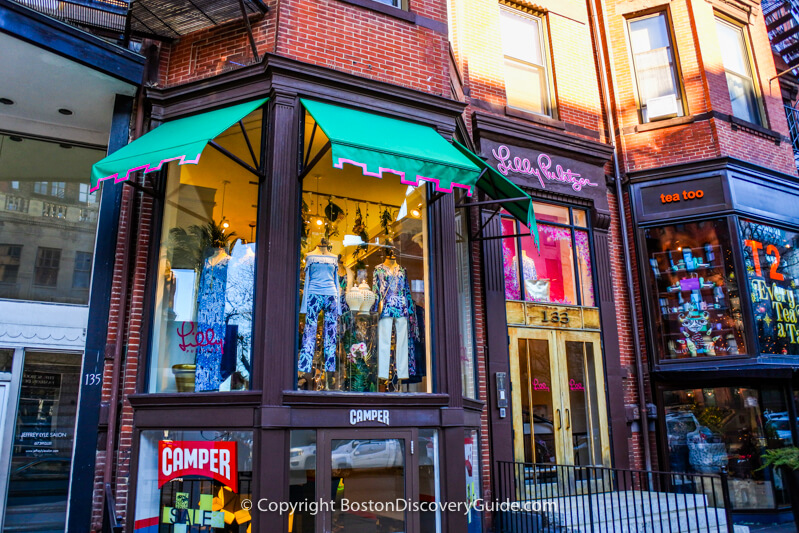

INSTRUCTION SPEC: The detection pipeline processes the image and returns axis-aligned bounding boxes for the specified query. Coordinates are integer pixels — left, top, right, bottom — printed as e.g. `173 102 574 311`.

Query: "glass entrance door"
317 430 416 533
509 328 609 468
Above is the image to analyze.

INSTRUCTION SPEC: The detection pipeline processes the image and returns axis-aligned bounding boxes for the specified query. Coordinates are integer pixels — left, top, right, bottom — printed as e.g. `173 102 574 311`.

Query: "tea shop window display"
297 181 430 393
644 219 747 360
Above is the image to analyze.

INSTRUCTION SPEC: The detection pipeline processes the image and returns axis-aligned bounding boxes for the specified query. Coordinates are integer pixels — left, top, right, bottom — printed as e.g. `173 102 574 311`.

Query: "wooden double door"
509 328 610 468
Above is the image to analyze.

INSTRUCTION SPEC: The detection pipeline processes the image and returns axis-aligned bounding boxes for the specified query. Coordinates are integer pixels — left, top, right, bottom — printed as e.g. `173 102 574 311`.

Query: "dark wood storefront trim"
123 54 479 533
471 113 631 480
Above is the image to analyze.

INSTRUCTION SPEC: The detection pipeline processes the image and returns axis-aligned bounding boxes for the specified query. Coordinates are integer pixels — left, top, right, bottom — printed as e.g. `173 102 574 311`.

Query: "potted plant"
759 447 799 527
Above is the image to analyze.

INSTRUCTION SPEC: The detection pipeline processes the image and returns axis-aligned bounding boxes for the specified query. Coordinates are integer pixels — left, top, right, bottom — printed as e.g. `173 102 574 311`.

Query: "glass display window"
663 387 787 510
147 110 262 393
296 110 431 393
134 430 253 532
0 136 104 304
464 429 482 533
455 199 477 399
500 203 595 306
738 219 799 356
643 219 746 361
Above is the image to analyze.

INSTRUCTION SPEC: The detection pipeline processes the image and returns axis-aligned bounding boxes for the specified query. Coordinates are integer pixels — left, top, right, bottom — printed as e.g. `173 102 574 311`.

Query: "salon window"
147 110 262 393
643 218 747 361
500 202 594 306
296 110 431 393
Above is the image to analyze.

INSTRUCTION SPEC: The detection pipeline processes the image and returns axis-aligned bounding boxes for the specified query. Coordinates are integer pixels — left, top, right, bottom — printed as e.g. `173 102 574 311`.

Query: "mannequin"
299 239 340 373
195 247 231 392
372 248 419 381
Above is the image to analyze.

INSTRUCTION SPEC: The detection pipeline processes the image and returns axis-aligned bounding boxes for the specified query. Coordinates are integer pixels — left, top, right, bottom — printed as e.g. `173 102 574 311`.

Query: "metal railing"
496 462 734 533
102 483 123 533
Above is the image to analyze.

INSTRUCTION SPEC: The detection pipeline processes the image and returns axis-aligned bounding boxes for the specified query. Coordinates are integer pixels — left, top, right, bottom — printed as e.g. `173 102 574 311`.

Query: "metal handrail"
495 461 735 533
102 483 123 533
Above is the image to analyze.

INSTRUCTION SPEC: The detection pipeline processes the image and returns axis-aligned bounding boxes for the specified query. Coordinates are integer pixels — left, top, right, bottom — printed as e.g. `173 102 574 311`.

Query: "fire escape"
764 0 799 169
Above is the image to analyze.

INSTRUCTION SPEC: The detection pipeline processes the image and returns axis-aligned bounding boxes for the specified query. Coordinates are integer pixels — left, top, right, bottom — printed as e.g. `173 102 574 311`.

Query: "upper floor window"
715 17 762 126
373 0 403 7
33 181 65 199
0 244 21 283
501 202 594 306
78 183 97 204
499 6 553 117
34 247 61 287
72 251 92 289
627 12 684 122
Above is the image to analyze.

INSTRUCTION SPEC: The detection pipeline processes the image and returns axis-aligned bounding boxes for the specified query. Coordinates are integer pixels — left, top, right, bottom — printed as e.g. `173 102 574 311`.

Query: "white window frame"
626 11 685 123
499 6 554 117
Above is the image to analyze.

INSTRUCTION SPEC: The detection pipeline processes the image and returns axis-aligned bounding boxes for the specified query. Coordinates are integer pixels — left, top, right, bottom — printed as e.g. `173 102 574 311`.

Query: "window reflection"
664 387 786 509
0 136 103 304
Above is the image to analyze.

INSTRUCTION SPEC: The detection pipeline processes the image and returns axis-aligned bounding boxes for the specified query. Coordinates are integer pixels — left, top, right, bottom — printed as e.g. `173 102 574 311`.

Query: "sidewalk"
745 523 797 533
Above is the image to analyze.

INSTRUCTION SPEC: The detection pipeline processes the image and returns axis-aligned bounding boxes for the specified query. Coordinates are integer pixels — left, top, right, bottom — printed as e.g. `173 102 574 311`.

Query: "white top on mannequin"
208 247 229 267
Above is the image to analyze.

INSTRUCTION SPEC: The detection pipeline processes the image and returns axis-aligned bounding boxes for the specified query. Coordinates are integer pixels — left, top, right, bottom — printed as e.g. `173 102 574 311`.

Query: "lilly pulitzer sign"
492 145 598 193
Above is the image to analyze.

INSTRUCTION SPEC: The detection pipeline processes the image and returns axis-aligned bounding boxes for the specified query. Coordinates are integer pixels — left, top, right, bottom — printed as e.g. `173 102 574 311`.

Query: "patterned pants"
299 294 339 373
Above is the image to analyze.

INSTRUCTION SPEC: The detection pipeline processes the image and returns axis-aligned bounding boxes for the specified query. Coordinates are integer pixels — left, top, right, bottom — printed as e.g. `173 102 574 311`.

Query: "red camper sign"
158 441 238 492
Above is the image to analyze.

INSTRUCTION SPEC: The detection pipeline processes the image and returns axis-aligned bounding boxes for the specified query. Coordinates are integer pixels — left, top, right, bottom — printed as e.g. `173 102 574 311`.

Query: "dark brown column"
440 426 468 532
592 209 629 470
480 213 515 481
429 190 463 404
257 91 301 404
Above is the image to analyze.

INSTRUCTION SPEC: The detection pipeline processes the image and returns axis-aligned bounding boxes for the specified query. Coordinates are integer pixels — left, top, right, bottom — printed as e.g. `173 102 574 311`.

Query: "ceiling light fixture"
9 136 23 142
59 143 73 149
58 108 73 116
0 98 13 105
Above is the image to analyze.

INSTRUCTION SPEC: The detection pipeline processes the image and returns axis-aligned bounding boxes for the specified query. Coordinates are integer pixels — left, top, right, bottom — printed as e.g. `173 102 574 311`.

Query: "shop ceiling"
0 32 136 146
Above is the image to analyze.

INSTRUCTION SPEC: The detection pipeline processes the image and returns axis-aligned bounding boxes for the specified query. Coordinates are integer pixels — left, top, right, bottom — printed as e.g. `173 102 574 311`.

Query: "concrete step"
504 490 750 533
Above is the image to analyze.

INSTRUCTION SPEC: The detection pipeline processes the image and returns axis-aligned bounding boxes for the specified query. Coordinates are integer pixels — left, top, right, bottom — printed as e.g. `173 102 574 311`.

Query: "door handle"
556 409 562 430
565 408 571 430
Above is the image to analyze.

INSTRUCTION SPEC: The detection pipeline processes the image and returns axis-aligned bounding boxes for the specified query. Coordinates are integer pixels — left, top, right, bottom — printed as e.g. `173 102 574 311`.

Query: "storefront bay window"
643 219 746 361
147 109 263 393
297 106 431 393
501 202 594 306
663 386 790 510
739 219 799 356
134 430 253 532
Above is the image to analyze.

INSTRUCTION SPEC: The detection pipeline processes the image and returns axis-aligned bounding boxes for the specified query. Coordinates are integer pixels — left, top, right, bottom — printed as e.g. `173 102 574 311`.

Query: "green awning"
90 98 268 191
301 99 481 195
453 141 539 249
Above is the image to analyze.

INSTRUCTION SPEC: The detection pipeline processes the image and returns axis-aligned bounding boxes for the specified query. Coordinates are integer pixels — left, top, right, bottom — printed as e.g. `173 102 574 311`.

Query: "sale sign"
158 441 238 492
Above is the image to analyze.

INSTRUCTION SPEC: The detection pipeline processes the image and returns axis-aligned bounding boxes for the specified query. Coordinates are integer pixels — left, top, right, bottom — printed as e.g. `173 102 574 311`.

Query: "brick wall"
602 0 797 176
276 0 450 96
449 0 608 143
